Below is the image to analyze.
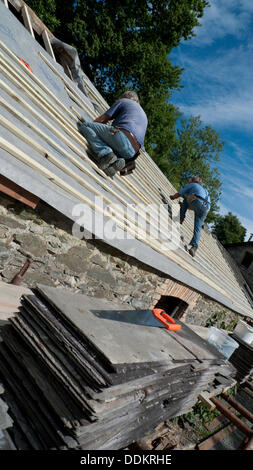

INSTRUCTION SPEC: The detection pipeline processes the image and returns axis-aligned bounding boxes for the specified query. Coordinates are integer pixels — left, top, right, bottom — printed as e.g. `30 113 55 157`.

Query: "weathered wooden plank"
21 5 34 38
198 392 216 411
8 0 54 37
41 30 55 60
1 0 9 8
0 174 39 209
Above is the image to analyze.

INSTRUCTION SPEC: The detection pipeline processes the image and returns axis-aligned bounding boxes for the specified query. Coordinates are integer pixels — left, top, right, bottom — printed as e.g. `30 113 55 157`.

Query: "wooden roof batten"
0 0 253 319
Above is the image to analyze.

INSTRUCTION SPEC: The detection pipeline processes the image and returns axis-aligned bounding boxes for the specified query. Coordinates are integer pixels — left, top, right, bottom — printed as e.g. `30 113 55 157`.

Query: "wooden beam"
0 174 39 208
41 30 56 61
81 76 108 111
1 0 9 8
8 0 54 38
21 5 34 38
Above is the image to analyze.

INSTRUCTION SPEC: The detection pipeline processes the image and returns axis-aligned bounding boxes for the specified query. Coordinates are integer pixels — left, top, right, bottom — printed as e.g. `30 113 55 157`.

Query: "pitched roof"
0 1 252 319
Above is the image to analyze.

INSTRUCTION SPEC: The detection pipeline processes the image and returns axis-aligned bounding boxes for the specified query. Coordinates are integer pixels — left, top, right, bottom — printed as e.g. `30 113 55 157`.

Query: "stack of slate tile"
0 285 235 450
0 381 15 450
229 334 253 383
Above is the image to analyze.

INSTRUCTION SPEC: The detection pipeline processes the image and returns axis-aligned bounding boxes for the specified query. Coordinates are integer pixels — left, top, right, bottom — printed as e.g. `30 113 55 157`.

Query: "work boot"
188 246 197 257
104 158 125 177
97 152 117 170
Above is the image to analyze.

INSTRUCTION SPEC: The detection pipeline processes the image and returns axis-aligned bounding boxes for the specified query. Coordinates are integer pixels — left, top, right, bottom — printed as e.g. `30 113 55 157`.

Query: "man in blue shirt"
79 91 148 176
170 176 210 257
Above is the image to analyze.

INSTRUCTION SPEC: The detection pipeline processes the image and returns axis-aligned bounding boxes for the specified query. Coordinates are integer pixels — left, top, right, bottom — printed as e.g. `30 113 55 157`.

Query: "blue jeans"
180 198 208 248
79 122 136 160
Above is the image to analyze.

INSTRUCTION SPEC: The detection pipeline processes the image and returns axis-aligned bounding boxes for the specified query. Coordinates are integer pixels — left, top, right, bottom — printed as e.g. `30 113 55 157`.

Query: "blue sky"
170 0 253 238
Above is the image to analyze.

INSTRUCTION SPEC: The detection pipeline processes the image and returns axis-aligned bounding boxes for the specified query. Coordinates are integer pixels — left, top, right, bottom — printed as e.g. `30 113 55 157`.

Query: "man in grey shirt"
79 91 148 176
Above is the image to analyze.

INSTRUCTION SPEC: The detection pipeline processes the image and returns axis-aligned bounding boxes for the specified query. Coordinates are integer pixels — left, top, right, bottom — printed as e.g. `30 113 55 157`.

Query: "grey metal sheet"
37 284 196 364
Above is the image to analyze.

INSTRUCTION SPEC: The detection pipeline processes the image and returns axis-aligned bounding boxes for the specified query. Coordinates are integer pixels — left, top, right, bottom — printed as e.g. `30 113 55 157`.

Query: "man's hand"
170 193 181 200
94 113 110 124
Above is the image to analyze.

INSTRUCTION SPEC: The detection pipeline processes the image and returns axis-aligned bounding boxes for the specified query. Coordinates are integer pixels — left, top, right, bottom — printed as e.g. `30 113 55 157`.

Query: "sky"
170 0 253 238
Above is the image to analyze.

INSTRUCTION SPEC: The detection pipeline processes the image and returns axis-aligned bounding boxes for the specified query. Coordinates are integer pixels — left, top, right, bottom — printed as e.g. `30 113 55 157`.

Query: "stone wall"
0 194 167 309
0 193 241 328
183 294 239 330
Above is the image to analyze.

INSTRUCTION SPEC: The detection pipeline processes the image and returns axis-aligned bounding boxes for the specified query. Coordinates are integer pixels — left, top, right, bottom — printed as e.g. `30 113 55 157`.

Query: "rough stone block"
1 267 18 281
0 215 26 230
0 243 10 261
13 233 48 258
21 271 55 287
56 245 92 274
88 267 116 286
110 282 134 295
0 227 9 238
90 253 109 269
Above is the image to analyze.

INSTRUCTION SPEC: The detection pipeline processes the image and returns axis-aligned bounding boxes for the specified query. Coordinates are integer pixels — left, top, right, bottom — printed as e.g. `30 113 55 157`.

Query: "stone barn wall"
0 193 240 328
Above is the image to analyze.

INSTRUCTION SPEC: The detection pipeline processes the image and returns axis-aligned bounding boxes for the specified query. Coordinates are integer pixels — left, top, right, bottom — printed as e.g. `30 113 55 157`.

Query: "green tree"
39 0 209 95
25 0 225 221
212 212 246 245
24 0 210 146
24 0 60 31
163 116 224 222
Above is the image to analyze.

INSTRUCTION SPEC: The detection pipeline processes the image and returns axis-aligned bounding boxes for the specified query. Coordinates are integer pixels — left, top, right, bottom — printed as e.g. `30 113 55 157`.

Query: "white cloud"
191 0 253 46
239 215 253 239
232 181 253 200
173 39 253 132
171 1 253 235
176 93 253 131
